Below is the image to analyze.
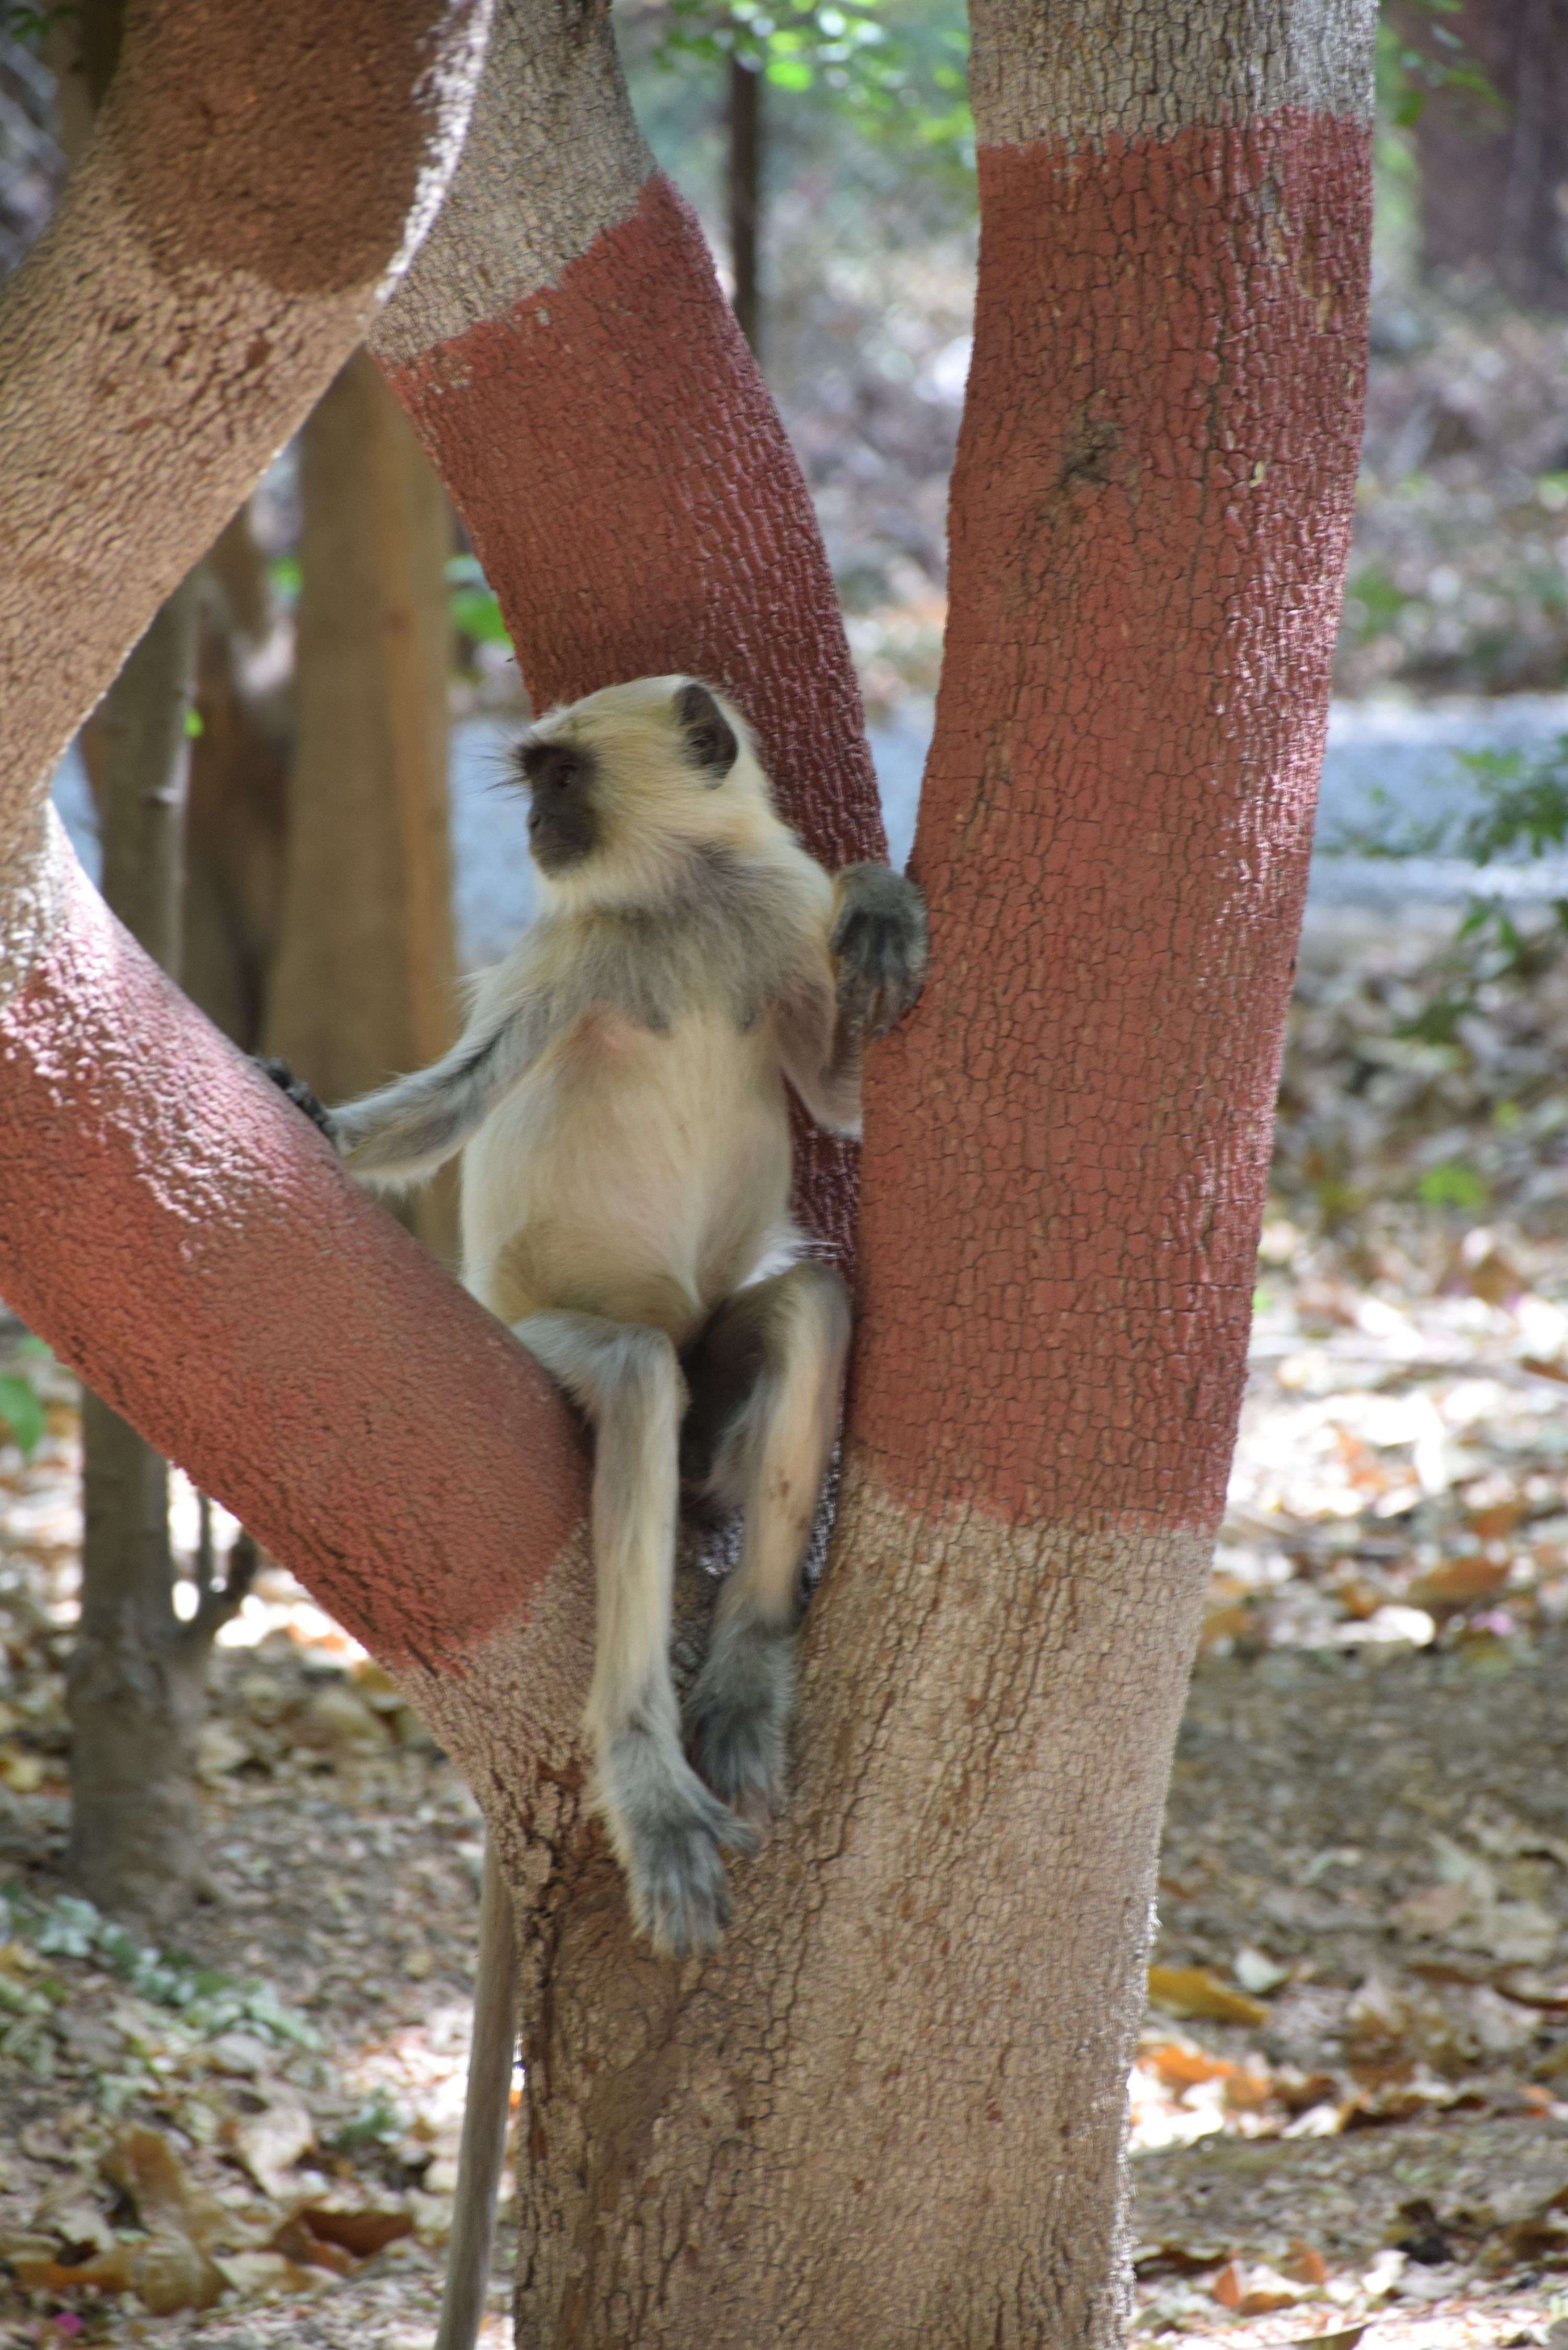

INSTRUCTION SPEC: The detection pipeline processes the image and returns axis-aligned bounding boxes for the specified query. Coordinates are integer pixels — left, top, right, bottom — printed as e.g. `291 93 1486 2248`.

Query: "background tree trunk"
1404 0 1568 312
267 352 459 1260
182 506 294 1050
70 584 254 1926
728 55 763 356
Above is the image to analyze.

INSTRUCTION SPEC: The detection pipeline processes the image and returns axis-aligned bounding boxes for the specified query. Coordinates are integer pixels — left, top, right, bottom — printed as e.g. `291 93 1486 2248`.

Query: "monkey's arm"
777 863 928 1135
329 1002 549 1189
260 958 552 1189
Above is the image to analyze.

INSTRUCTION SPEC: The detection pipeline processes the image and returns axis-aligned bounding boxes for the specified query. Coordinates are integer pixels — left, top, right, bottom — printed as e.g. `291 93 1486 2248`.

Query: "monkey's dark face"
520 740 600 875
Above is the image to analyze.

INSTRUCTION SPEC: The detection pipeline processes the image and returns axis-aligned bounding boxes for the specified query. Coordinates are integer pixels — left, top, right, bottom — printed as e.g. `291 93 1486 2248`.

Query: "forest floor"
3 913 1568 2349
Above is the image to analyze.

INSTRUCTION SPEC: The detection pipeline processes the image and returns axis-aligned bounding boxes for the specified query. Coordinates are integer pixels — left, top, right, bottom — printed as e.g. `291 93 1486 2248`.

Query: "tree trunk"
182 505 294 1050
70 584 263 1926
372 4 1376 2342
0 0 489 886
728 55 762 356
267 351 458 1260
1403 0 1568 312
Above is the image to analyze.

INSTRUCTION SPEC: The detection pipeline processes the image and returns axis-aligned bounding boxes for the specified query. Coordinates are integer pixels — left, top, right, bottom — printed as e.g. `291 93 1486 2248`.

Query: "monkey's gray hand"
253 1056 340 1147
831 864 929 1038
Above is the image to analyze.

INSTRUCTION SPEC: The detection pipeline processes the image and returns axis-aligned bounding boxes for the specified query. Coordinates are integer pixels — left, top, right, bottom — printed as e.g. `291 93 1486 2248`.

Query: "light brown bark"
266 352 459 1260
0 0 490 1005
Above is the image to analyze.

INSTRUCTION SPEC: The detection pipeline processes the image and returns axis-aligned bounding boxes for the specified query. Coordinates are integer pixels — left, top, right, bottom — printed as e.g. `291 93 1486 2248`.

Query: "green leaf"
1417 1161 1488 1212
0 1374 44 1460
183 707 204 739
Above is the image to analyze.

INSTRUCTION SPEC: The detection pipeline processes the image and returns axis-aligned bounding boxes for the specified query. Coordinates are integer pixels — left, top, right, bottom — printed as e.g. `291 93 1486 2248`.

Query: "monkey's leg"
682 1262 851 1821
513 1312 755 1956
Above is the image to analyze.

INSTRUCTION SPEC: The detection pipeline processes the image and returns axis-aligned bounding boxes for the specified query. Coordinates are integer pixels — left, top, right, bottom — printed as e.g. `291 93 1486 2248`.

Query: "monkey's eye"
519 741 587 793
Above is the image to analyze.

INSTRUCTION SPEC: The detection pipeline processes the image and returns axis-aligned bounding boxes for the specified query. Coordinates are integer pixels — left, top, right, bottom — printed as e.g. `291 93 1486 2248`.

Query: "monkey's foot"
601 1725 757 1959
688 1614 795 1826
253 1056 338 1144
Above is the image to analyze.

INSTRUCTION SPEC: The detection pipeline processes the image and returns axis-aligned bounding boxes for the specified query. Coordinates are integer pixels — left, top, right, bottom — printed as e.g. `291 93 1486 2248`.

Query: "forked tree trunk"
267 352 459 1260
372 3 1375 2341
0 2 1373 2336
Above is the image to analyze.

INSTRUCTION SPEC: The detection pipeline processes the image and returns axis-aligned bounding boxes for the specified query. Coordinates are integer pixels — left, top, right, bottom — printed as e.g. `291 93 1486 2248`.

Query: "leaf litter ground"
2 914 1568 2346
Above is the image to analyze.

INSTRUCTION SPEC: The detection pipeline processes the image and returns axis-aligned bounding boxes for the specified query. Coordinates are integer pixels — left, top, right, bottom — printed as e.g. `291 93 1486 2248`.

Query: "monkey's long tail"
435 1837 518 2350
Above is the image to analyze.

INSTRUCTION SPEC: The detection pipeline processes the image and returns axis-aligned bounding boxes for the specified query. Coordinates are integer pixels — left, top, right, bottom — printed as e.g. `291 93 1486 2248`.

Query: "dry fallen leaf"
1211 2257 1301 2315
14 2238 226 2317
1145 2043 1232 2091
103 2126 225 2249
297 2204 415 2260
1147 1966 1270 2026
1284 2238 1329 2285
1406 1555 1511 1609
225 2096 315 2201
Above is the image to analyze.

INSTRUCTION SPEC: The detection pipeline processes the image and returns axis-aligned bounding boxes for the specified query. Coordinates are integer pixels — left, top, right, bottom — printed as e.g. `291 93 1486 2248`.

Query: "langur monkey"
266 676 926 2349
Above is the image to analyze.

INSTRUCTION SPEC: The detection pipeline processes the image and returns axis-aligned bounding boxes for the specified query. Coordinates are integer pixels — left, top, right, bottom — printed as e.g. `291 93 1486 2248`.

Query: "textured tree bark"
0 0 489 999
1400 0 1568 312
267 352 459 1260
378 4 1378 2344
373 0 884 1269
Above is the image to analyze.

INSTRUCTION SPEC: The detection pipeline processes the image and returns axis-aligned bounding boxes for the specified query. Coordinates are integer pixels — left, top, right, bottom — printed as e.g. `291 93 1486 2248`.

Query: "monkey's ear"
675 681 739 782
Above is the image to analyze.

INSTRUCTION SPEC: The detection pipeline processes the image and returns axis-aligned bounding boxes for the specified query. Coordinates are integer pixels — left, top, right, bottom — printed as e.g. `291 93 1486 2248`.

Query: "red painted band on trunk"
0 857 584 1671
382 174 883 1265
856 110 1371 1530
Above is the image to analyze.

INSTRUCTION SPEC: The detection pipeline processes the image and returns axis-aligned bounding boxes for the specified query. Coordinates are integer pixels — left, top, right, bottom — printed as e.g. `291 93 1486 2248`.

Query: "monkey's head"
513 677 780 909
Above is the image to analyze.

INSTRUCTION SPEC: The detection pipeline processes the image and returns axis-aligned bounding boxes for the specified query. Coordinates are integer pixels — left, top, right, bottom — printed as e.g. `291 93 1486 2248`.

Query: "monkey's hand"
253 1056 341 1148
830 863 929 1038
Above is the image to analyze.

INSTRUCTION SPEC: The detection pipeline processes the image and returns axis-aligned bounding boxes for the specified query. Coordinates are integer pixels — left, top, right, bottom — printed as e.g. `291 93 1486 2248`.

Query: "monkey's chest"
460 1011 792 1340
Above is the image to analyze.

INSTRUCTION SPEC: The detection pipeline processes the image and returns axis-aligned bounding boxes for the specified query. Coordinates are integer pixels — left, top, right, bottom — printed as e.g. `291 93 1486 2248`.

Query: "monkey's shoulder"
527 855 826 1039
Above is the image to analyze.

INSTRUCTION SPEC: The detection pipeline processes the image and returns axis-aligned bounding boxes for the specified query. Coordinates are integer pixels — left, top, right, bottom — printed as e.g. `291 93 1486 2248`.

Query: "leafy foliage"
1 1882 320 2046
652 0 972 163
0 1370 43 1460
0 1339 50 1459
1324 735 1568 1033
446 552 511 649
1375 0 1498 132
